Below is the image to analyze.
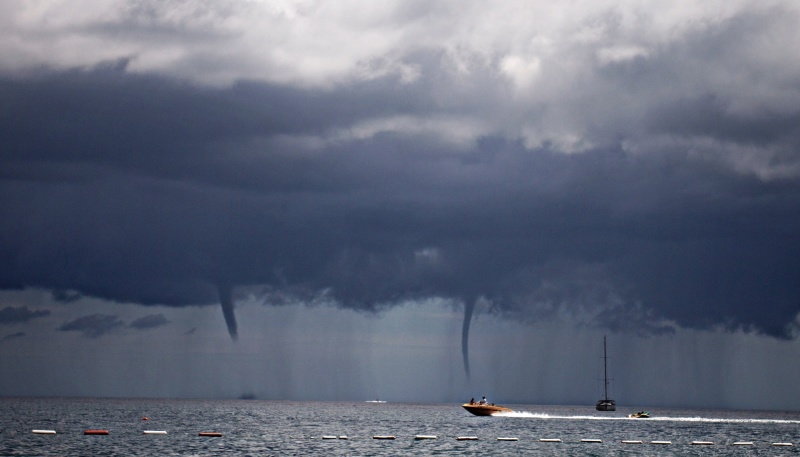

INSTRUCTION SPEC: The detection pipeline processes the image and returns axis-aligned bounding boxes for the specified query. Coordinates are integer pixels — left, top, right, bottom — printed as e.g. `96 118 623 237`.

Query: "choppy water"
1 398 799 456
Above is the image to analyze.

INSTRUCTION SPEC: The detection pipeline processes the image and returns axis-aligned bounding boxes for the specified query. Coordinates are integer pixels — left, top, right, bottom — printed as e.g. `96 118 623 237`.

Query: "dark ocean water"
1 397 799 456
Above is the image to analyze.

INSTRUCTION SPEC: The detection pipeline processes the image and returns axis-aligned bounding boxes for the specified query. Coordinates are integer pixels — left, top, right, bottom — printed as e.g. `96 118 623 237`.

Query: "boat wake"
493 411 800 424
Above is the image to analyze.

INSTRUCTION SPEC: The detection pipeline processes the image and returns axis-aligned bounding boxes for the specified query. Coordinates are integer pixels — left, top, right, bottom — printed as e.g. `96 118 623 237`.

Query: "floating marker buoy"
772 443 793 446
692 441 714 445
539 438 562 442
198 432 222 437
733 441 754 446
338 436 347 440
32 430 56 435
141 417 149 421
621 440 642 444
322 436 337 439
143 430 167 435
456 436 478 440
581 439 602 443
414 435 437 440
497 437 518 441
651 441 671 445
372 435 395 440
84 430 109 435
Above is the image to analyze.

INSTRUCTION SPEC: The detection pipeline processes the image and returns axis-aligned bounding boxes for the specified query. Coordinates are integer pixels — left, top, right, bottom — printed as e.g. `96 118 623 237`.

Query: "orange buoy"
141 417 149 421
199 432 223 437
84 430 109 435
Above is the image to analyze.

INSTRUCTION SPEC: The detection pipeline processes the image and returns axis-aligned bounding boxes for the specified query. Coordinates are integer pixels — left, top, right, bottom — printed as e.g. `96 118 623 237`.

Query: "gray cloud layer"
129 313 170 330
2 2 800 355
0 306 51 325
58 314 126 338
1 332 25 342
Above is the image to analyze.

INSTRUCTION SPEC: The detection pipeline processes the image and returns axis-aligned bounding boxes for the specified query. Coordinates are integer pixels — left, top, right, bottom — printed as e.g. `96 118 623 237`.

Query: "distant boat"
462 399 512 416
365 399 386 403
596 336 616 411
629 411 650 418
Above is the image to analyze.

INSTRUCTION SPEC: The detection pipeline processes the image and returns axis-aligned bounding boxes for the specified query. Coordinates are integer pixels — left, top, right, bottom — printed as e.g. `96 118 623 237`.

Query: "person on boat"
469 398 475 405
479 396 487 405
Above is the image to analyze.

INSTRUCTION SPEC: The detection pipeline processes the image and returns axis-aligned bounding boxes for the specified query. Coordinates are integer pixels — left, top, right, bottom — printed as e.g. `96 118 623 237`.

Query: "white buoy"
414 435 437 440
692 441 714 445
497 437 518 441
621 440 643 444
651 441 671 445
539 438 562 442
143 430 167 435
373 435 396 440
772 442 793 446
338 436 348 440
322 435 337 439
581 439 602 443
733 441 754 446
456 436 478 440
32 430 56 435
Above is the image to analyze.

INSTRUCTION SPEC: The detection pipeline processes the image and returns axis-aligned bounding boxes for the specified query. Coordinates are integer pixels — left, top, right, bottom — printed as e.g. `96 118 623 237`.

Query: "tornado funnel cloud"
218 283 238 341
461 299 475 379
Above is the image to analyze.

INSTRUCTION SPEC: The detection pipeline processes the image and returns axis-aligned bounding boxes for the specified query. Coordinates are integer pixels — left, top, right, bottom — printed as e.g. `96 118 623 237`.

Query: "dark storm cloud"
128 313 170 330
52 290 83 303
1 332 25 342
0 306 51 325
2 5 800 358
58 314 125 338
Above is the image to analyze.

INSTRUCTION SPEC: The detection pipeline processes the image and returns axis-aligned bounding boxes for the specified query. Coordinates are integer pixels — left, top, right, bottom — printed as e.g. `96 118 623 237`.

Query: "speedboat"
628 411 650 418
462 403 513 416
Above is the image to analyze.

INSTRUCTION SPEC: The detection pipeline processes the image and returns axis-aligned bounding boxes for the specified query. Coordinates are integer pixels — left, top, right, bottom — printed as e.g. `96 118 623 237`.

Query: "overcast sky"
2 0 800 410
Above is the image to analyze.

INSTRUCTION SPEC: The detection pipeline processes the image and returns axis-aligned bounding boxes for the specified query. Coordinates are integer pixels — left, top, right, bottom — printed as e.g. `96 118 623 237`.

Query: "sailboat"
595 335 616 411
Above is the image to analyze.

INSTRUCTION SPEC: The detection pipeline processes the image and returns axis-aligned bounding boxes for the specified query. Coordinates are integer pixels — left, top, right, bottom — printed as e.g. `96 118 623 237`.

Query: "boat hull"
462 404 513 416
596 400 616 411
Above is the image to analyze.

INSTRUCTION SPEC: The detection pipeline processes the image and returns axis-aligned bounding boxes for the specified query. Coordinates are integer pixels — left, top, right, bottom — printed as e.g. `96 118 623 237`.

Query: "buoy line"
29 427 795 446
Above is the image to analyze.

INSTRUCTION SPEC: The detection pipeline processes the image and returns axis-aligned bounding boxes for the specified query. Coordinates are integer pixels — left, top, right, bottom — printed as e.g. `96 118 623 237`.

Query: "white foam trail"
494 411 800 424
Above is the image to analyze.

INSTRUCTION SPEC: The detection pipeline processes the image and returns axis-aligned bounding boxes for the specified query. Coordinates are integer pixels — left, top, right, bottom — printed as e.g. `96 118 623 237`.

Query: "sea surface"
1 397 799 456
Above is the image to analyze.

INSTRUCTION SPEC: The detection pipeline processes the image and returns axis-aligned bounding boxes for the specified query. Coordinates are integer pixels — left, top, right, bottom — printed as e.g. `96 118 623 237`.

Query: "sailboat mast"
596 335 615 411
603 335 609 401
